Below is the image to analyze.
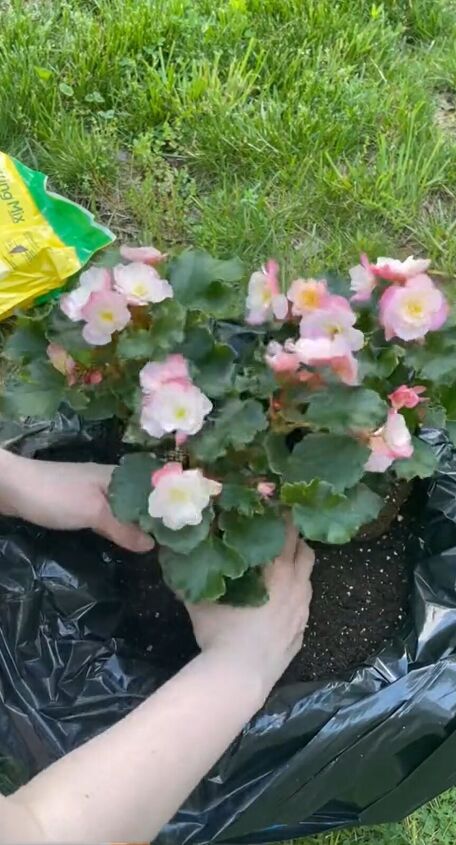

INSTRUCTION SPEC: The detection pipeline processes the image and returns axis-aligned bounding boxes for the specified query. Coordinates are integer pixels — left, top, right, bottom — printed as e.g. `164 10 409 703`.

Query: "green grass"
0 0 456 841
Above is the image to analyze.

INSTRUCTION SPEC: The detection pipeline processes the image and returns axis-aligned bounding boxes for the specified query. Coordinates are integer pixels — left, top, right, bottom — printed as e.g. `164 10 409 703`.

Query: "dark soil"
114 507 419 686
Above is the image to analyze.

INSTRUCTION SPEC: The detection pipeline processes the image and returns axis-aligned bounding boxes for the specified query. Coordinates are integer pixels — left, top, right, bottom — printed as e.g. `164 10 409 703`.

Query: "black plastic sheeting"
1 414 456 842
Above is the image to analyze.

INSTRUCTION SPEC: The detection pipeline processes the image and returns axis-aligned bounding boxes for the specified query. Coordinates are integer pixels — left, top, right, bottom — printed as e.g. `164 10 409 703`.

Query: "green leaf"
193 343 236 398
3 360 64 418
160 537 246 602
78 391 120 421
34 65 53 81
117 299 185 360
235 363 277 399
281 479 344 508
191 398 267 462
305 386 387 434
447 422 456 448
59 81 74 97
169 249 244 310
291 481 383 543
180 327 213 361
221 569 268 607
287 433 370 491
358 346 403 380
108 453 159 523
264 432 289 475
3 324 47 362
405 331 456 384
220 510 286 568
393 437 438 481
421 403 446 430
47 309 90 354
140 507 213 554
218 483 263 516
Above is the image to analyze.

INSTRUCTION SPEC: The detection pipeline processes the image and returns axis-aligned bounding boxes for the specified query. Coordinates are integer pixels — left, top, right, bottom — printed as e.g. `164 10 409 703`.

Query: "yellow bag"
0 151 114 319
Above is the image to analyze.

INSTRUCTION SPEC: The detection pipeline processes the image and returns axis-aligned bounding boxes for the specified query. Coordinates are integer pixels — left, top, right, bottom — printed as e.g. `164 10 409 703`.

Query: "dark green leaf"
160 537 246 602
47 309 90 354
290 481 383 544
235 364 277 398
140 507 213 554
358 346 403 380
287 433 369 491
117 299 185 360
169 249 244 309
193 343 236 398
264 432 289 475
305 386 387 434
3 361 64 418
221 569 268 607
79 391 120 421
191 398 267 462
393 437 438 481
405 331 456 384
180 327 213 361
3 324 47 362
220 510 286 568
108 453 159 523
447 422 456 448
218 483 263 516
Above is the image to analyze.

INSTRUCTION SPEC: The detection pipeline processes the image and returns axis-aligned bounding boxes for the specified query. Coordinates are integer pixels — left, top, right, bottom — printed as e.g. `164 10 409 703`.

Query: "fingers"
96 500 155 553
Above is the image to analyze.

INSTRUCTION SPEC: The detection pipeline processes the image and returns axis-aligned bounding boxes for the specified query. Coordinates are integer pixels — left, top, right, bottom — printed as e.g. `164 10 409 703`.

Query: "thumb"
95 499 155 553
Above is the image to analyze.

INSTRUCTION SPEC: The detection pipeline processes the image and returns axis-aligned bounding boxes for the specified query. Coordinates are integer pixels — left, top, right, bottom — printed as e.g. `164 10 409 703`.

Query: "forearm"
5 649 264 844
0 449 21 517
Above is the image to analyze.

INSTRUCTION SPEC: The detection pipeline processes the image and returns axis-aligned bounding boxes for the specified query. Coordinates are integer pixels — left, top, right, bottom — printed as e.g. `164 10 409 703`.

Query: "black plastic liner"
1 415 456 842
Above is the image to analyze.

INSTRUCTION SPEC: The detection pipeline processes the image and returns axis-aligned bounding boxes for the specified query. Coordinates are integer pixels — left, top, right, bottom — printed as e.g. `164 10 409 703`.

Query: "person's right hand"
186 526 314 700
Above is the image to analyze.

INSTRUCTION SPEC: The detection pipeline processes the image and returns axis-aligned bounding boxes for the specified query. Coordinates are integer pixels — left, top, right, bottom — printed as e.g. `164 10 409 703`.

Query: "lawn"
1 0 456 842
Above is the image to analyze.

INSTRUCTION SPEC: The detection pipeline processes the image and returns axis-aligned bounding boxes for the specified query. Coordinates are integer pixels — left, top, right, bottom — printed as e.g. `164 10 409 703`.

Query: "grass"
0 0 456 842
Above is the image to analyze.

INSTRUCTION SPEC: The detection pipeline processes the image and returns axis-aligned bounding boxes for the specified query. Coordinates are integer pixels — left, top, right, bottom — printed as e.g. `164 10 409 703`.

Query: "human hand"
186 525 314 699
0 450 154 553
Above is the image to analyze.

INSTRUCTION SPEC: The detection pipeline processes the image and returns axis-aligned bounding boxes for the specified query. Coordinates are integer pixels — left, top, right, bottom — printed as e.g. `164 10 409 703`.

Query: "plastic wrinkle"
1 417 456 842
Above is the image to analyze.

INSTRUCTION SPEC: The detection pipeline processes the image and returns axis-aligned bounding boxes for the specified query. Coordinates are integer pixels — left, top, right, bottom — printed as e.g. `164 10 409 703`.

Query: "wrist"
202 643 272 709
0 449 23 517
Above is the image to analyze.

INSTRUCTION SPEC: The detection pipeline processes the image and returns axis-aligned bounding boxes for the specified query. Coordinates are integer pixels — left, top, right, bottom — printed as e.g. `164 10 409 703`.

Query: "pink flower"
81 290 131 345
299 296 364 352
379 275 448 341
349 254 377 302
246 260 288 324
365 411 413 473
140 380 212 440
83 370 104 386
292 337 359 386
287 279 330 315
120 244 168 265
47 343 77 386
60 267 111 322
140 355 190 394
113 262 173 306
149 462 221 530
371 255 431 283
388 384 427 411
257 481 276 498
265 340 300 374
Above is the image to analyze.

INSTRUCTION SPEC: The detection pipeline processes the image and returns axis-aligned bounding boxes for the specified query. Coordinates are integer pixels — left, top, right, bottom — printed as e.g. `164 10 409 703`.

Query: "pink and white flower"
81 290 131 345
257 481 276 498
47 343 77 385
149 462 221 530
140 354 190 394
365 411 413 473
120 244 168 265
371 255 431 283
60 267 111 322
349 254 377 302
389 384 427 411
246 260 288 325
113 261 173 306
293 336 359 386
287 279 329 315
379 275 448 341
140 381 212 440
299 296 364 352
265 340 300 374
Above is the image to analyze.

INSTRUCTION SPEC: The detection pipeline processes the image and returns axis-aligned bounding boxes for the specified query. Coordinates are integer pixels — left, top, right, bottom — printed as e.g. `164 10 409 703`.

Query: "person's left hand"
0 451 154 553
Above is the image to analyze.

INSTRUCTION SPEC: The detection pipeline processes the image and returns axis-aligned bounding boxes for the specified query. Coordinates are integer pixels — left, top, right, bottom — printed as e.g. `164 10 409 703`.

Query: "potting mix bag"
0 151 114 319
1 415 456 843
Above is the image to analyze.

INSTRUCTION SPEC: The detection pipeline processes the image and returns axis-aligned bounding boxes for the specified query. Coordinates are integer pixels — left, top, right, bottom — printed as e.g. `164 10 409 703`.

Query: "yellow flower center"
132 282 149 298
262 288 273 306
174 406 188 421
298 288 320 309
169 486 189 504
404 298 424 321
99 310 114 323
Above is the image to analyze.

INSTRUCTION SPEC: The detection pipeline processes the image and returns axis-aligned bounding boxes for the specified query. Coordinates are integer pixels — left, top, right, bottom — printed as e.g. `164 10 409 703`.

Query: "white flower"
113 261 173 305
149 463 221 530
60 267 111 321
140 381 212 439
